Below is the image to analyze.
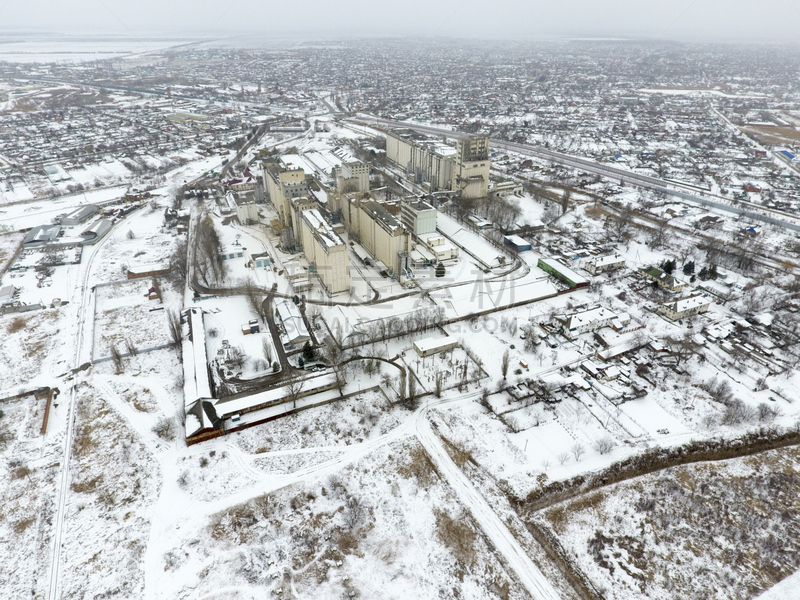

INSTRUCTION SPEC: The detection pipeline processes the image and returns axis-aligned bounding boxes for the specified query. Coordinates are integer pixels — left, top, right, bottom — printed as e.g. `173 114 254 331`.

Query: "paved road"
352 115 800 234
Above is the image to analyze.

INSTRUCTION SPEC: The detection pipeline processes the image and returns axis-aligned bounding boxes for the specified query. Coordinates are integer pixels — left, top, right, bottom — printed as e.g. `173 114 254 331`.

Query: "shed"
0 285 15 305
23 225 61 248
80 219 113 243
276 300 310 345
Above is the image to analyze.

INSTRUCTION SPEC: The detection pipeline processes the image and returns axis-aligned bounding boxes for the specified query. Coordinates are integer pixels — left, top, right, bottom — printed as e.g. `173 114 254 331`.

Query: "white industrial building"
276 299 311 345
336 161 370 194
342 198 408 275
416 233 459 262
386 129 490 199
413 336 458 357
262 159 310 227
60 204 99 227
400 199 437 236
299 208 351 295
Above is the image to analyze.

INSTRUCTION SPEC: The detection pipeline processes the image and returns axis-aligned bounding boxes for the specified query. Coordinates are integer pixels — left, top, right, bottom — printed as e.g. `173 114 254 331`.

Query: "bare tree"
721 399 756 425
195 214 227 285
285 377 305 409
560 188 571 215
757 402 780 422
169 237 188 284
610 204 633 241
648 220 668 249
557 452 570 465
228 345 246 369
406 374 418 408
571 443 586 461
110 343 125 374
167 309 182 347
434 372 444 398
124 338 138 357
261 337 272 364
501 349 510 379
244 277 266 320
593 438 615 455
508 318 518 337
343 495 365 531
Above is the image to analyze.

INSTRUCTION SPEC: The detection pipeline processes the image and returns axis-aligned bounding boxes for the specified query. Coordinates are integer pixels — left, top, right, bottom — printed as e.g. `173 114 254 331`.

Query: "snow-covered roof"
183 308 212 406
587 254 625 267
276 300 310 343
538 257 590 286
23 224 61 246
558 306 617 331
413 336 458 354
664 295 710 314
301 208 345 251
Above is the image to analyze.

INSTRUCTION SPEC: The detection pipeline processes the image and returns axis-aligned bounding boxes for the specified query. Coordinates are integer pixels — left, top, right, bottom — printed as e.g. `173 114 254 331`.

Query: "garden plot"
59 387 159 600
403 345 488 394
0 308 66 390
0 394 60 600
153 438 529 600
233 389 405 456
92 280 175 361
537 446 800 600
90 204 176 285
429 399 639 499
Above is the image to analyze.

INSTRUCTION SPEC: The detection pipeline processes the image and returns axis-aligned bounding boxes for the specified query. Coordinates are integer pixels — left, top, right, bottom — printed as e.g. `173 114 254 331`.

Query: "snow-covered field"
2 70 800 600
537 445 800 600
155 437 530 600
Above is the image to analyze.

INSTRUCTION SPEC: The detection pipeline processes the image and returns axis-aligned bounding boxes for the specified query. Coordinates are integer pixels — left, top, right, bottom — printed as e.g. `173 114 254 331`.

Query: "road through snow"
46 227 114 600
140 389 564 598
415 407 561 600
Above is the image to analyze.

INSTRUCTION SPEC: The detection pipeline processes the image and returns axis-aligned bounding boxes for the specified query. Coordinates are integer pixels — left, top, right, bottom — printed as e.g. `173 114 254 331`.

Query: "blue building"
503 234 532 252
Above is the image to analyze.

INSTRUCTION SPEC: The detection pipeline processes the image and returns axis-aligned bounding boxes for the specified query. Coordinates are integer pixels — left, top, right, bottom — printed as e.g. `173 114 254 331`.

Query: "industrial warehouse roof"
60 204 99 225
302 208 345 250
361 201 404 234
538 257 589 286
23 224 61 247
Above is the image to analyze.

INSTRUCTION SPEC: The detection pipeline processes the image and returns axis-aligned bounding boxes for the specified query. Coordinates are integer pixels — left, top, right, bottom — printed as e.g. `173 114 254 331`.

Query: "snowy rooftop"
664 295 711 313
301 208 345 250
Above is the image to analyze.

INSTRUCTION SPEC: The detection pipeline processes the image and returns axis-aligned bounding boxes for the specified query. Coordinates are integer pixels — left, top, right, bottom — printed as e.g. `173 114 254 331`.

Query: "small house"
642 267 684 292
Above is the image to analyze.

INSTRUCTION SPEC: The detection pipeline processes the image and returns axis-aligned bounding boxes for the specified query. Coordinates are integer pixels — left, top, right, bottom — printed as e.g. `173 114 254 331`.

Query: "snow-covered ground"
2 71 800 600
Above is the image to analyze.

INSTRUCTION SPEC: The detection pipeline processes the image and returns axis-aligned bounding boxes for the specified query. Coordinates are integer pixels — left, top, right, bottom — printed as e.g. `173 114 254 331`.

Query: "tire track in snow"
415 402 561 600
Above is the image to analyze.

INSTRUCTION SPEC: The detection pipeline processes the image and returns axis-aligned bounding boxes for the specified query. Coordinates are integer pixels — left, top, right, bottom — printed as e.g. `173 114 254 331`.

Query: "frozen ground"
2 80 800 600
537 446 800 600
153 438 530 600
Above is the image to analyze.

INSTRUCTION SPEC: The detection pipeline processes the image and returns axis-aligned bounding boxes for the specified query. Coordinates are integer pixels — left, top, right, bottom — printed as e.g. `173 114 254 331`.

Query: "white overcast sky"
1 0 799 42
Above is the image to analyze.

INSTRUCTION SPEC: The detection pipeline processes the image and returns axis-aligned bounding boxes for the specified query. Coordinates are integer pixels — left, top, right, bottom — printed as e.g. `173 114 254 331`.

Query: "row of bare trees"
345 306 446 347
194 214 227 286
